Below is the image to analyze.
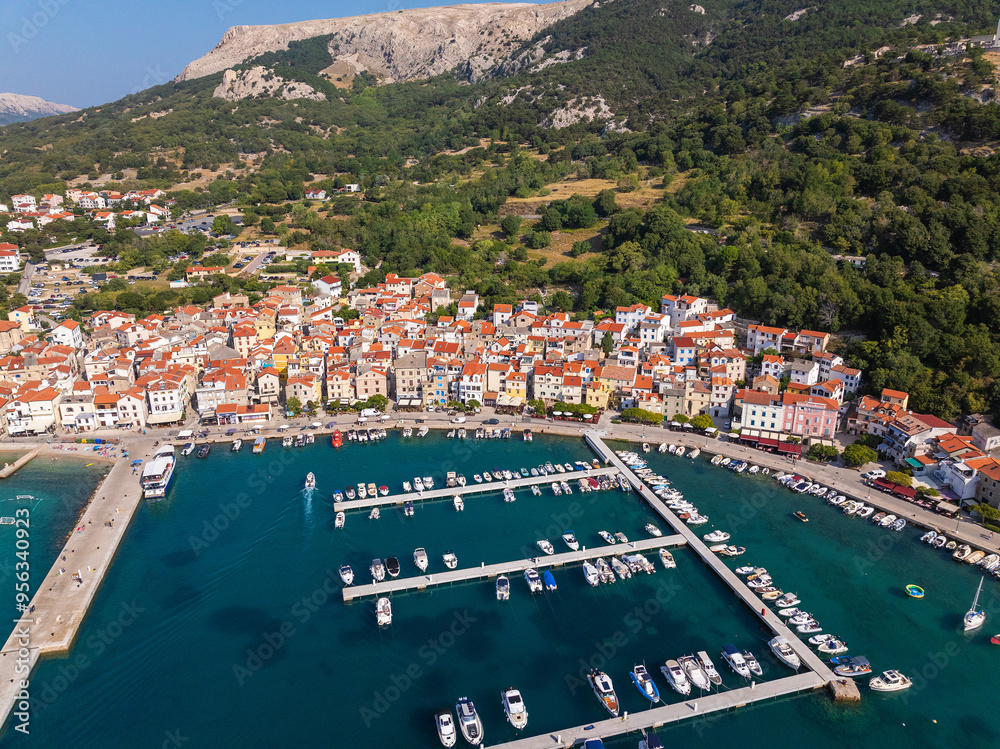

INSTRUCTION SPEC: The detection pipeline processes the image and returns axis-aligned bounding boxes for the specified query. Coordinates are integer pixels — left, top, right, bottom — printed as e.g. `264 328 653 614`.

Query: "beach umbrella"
583 414 593 420
131 459 142 465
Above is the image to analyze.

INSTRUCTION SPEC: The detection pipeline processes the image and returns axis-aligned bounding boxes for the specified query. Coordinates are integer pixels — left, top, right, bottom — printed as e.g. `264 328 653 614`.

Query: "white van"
360 408 381 418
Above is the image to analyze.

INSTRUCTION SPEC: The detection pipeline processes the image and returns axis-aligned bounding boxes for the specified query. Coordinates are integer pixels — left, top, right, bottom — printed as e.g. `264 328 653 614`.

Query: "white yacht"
587 669 620 717
455 697 483 746
524 568 543 593
376 597 392 627
453 496 464 511
414 477 424 492
335 511 345 529
769 637 801 670
582 561 600 587
443 551 458 569
742 649 763 677
722 645 751 678
501 687 528 730
964 577 986 632
818 638 849 655
496 575 510 601
562 531 580 551
678 654 710 691
697 651 722 685
661 659 691 695
645 523 662 537
536 539 555 555
869 670 912 692
231 439 242 452
339 564 354 585
140 444 177 500
370 559 386 582
304 472 316 490
435 710 457 747
659 549 676 569
413 547 429 572
369 507 380 520
703 530 731 543
423 475 435 489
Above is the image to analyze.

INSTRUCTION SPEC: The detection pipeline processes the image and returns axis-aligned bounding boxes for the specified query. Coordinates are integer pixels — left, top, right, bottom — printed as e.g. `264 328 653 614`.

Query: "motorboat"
796 620 822 634
645 523 662 537
551 482 562 496
180 442 195 456
793 511 809 522
818 638 849 655
964 577 986 631
788 612 815 625
659 549 676 569
304 472 316 490
339 564 354 585
678 654 710 691
282 436 293 448
869 670 912 692
544 570 557 591
453 496 464 511
473 474 482 483
587 669 620 717
659 659 690 695
370 559 386 582
642 443 651 453
719 545 746 557
503 487 516 503
769 636 800 670
413 548 429 572
531 485 541 496
423 476 434 489
722 645 751 678
736 566 757 576
345 487 356 500
596 558 615 584
697 651 722 685
404 501 414 517
197 444 211 459
436 709 457 747
368 482 378 498
358 484 368 499
630 664 660 702
759 588 783 600
562 532 580 551
775 592 800 608
610 557 631 581
808 633 834 645
833 656 872 677
455 697 483 746
385 556 401 578
443 551 458 570
537 539 555 555
599 530 616 545
376 597 392 627
675 447 685 457
871 512 886 525
704 530 731 543
333 491 344 504
501 687 528 730
742 649 763 677
496 575 510 601
967 549 987 565
582 561 600 587
369 507 380 520
612 531 628 544
524 568 543 593
231 439 242 452
335 511 345 529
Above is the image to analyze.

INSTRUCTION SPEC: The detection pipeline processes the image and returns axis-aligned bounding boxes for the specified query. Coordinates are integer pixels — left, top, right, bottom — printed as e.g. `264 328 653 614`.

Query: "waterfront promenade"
333 466 620 512
343 535 687 601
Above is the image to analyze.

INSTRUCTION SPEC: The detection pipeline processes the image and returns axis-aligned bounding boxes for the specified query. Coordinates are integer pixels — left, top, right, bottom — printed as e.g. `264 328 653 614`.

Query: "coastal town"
2 184 1000 524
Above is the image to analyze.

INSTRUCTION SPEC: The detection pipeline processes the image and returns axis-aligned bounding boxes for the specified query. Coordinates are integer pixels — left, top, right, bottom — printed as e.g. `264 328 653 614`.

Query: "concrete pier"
586 433 844 687
343 535 687 601
490 671 824 749
333 466 621 512
0 447 42 479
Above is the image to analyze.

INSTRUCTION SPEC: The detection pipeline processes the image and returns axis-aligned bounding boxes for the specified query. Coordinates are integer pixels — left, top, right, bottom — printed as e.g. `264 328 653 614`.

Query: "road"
17 262 34 295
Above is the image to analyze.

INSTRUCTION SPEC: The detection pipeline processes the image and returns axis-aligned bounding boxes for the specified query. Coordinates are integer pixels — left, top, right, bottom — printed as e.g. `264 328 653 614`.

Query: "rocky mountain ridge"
0 93 78 125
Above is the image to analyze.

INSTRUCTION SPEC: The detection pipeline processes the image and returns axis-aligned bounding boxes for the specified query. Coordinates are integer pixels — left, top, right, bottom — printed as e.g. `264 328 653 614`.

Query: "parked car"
484 418 500 425
862 469 886 480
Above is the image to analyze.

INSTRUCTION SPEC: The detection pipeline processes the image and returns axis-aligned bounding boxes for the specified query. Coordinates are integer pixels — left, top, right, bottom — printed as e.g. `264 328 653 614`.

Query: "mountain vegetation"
4 0 1000 418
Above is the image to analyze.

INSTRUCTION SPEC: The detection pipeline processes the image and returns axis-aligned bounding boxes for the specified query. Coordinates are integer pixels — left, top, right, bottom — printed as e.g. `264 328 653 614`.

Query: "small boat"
610 557 631 581
722 645 751 678
436 709 457 747
496 575 510 601
443 551 458 570
503 487 515 503
736 566 757 576
697 651 722 685
423 476 434 489
358 484 367 499
793 511 808 522
818 638 849 655
345 487 356 500
453 496 464 511
304 472 316 490
537 539 555 555
473 474 482 483
966 550 986 565
414 477 424 492
501 687 528 730
808 633 834 644
596 558 615 584
742 649 763 677
630 664 661 702
991 634 1000 645
769 636 801 670
587 669 620 717
339 564 354 585
379 485 389 496
704 530 731 543
231 439 242 452
376 597 392 627
197 444 211 459
335 511 345 529
370 559 385 582
964 577 986 632
331 430 343 448
367 482 378 497
455 697 483 746
369 507 380 520
414 548 429 572
678 654 710 691
582 561 600 587
543 570 557 591
562 532 580 551
871 512 886 525
905 584 924 599
796 620 822 634
180 442 195 456
869 670 912 692
645 523 662 537
614 531 629 544
719 545 746 557
642 443 650 453
663 658 695 695
524 568 543 593
945 540 958 551
675 447 685 457
833 656 872 677
404 501 414 517
598 530 616 545
659 549 676 569
775 592 800 608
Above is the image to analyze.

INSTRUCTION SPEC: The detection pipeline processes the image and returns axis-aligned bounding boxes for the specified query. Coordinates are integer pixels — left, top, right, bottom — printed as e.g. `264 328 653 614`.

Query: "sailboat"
964 577 987 632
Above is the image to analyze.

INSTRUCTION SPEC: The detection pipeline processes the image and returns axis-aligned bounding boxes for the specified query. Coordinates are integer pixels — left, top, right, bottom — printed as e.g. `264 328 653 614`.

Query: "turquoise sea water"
4 434 1000 747
0 457 107 621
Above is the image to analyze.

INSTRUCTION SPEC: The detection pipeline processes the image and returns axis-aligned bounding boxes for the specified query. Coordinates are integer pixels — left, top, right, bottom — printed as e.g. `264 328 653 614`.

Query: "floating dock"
490 671 824 748
586 433 847 687
343 535 686 601
333 466 621 512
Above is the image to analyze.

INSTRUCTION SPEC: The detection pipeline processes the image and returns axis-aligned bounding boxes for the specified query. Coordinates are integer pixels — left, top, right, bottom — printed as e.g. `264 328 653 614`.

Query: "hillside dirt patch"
527 225 606 264
500 176 665 215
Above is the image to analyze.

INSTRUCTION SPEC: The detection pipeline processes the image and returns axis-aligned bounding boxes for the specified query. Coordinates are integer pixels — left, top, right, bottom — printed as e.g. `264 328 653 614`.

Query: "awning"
905 458 923 469
873 478 893 490
936 501 960 514
759 438 780 447
892 486 917 499
739 433 759 443
778 443 802 455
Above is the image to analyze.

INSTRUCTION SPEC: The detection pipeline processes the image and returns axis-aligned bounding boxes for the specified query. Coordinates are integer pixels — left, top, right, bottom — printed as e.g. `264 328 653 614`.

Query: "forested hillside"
4 0 1000 418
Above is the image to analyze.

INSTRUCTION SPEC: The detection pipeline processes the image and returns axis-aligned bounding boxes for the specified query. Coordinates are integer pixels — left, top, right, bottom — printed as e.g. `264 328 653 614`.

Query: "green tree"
500 215 522 238
807 444 839 461
593 189 618 217
601 331 614 356
260 217 276 234
466 400 481 410
689 413 714 431
212 215 237 236
885 471 912 487
621 407 663 424
287 396 302 415
842 443 878 468
540 208 563 231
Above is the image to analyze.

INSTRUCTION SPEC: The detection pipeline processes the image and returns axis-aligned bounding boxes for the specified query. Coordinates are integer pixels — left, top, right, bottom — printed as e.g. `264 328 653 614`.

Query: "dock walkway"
333 467 620 512
490 671 823 748
587 434 840 685
0 446 42 479
343 535 686 601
